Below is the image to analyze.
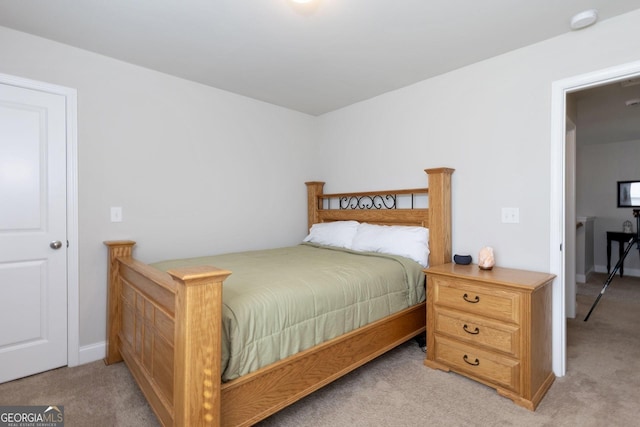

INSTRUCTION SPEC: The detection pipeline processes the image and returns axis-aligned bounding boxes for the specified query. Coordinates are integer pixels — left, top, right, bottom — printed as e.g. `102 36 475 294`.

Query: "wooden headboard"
306 168 453 267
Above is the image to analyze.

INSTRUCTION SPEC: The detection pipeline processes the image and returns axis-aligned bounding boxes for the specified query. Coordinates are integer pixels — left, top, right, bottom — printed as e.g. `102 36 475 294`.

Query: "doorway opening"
551 60 640 377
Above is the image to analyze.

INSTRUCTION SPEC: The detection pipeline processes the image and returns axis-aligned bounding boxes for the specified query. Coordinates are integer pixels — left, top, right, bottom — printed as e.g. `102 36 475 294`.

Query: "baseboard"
576 268 594 284
594 265 640 278
78 341 106 365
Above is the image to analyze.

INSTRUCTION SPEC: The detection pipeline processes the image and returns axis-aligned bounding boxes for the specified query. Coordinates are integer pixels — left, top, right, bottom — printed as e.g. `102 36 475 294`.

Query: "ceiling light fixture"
570 9 598 30
287 0 321 14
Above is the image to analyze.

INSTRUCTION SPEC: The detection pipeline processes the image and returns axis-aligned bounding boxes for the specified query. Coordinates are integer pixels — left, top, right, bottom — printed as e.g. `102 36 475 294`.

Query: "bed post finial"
425 168 454 266
306 181 325 231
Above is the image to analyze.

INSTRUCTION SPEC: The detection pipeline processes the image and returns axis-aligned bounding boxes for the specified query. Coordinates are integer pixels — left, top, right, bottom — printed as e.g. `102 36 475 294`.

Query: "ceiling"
572 79 640 146
2 0 640 145
2 0 640 117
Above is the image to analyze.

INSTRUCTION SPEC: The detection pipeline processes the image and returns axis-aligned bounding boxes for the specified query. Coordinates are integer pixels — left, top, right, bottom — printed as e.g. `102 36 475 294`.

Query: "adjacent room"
1 1 640 425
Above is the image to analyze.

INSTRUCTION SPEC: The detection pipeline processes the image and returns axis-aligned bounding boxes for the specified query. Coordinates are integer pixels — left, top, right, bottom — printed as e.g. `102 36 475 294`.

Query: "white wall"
2 8 640 361
577 139 640 277
0 26 317 348
575 216 596 282
315 10 640 274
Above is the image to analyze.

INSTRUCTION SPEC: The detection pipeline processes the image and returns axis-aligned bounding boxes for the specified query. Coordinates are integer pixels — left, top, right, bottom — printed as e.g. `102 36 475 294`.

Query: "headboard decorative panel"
306 168 453 266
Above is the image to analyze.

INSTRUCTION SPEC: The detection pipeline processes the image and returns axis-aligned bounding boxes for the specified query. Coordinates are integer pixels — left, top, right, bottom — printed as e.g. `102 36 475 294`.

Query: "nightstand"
424 263 555 411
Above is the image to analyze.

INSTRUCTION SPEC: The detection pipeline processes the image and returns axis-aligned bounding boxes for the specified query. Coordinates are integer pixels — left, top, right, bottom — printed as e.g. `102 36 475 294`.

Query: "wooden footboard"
105 241 231 426
104 167 453 426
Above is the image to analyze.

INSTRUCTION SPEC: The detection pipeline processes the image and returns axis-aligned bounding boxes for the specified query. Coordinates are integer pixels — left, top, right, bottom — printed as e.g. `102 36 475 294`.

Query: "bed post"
167 266 231 427
104 240 136 365
306 181 325 230
425 168 454 267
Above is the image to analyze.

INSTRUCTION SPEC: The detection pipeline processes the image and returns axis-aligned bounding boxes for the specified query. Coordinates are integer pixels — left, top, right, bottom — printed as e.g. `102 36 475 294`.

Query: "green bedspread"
151 243 425 381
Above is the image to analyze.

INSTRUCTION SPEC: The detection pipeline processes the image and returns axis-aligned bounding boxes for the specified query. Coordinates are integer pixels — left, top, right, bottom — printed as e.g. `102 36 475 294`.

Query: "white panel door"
0 83 67 383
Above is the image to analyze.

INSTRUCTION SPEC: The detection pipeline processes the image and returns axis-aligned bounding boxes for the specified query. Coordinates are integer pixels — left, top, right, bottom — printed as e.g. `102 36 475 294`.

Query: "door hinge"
560 243 563 251
67 240 69 248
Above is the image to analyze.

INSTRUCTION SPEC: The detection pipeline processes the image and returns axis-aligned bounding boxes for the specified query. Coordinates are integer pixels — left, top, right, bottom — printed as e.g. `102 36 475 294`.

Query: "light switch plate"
501 207 519 224
111 207 123 222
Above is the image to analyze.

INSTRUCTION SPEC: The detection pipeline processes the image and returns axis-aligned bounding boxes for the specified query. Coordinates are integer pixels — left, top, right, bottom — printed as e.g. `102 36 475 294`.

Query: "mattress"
151 243 425 381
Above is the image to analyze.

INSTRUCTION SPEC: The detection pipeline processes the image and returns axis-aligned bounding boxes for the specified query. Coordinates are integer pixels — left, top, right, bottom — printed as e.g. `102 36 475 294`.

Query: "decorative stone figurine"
478 247 495 270
623 220 632 234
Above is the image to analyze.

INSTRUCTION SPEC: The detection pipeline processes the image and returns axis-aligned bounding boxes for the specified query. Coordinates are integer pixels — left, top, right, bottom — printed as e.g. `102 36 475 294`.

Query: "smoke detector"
625 98 640 107
570 9 598 30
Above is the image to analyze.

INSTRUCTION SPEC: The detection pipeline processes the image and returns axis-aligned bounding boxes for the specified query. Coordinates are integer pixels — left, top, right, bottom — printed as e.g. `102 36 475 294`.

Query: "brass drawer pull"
463 324 480 335
463 293 480 303
463 355 480 366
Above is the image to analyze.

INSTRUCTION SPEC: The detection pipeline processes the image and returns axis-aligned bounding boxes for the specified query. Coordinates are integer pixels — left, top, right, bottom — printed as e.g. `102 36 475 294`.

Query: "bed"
104 167 453 426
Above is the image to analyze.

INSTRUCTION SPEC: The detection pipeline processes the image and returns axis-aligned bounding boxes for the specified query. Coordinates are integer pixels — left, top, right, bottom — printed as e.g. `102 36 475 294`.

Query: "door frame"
0 72 79 367
550 60 640 377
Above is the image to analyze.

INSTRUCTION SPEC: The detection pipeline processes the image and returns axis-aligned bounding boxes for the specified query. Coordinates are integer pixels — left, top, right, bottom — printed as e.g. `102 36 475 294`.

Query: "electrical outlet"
501 207 519 224
111 207 123 222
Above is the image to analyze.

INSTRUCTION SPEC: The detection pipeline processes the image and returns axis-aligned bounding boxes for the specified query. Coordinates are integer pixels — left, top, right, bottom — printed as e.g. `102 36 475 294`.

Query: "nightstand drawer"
434 336 520 393
434 309 520 357
432 277 520 323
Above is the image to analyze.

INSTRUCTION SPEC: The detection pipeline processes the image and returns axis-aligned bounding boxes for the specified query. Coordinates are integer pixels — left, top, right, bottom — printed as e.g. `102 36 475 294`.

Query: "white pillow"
351 223 430 267
303 221 360 249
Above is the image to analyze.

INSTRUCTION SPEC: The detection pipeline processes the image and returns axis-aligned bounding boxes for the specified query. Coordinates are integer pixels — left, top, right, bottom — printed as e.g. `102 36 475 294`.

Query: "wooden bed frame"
104 167 453 426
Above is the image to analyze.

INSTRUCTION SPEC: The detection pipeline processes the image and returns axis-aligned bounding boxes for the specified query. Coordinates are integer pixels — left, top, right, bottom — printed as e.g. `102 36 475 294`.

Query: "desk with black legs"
606 231 635 277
